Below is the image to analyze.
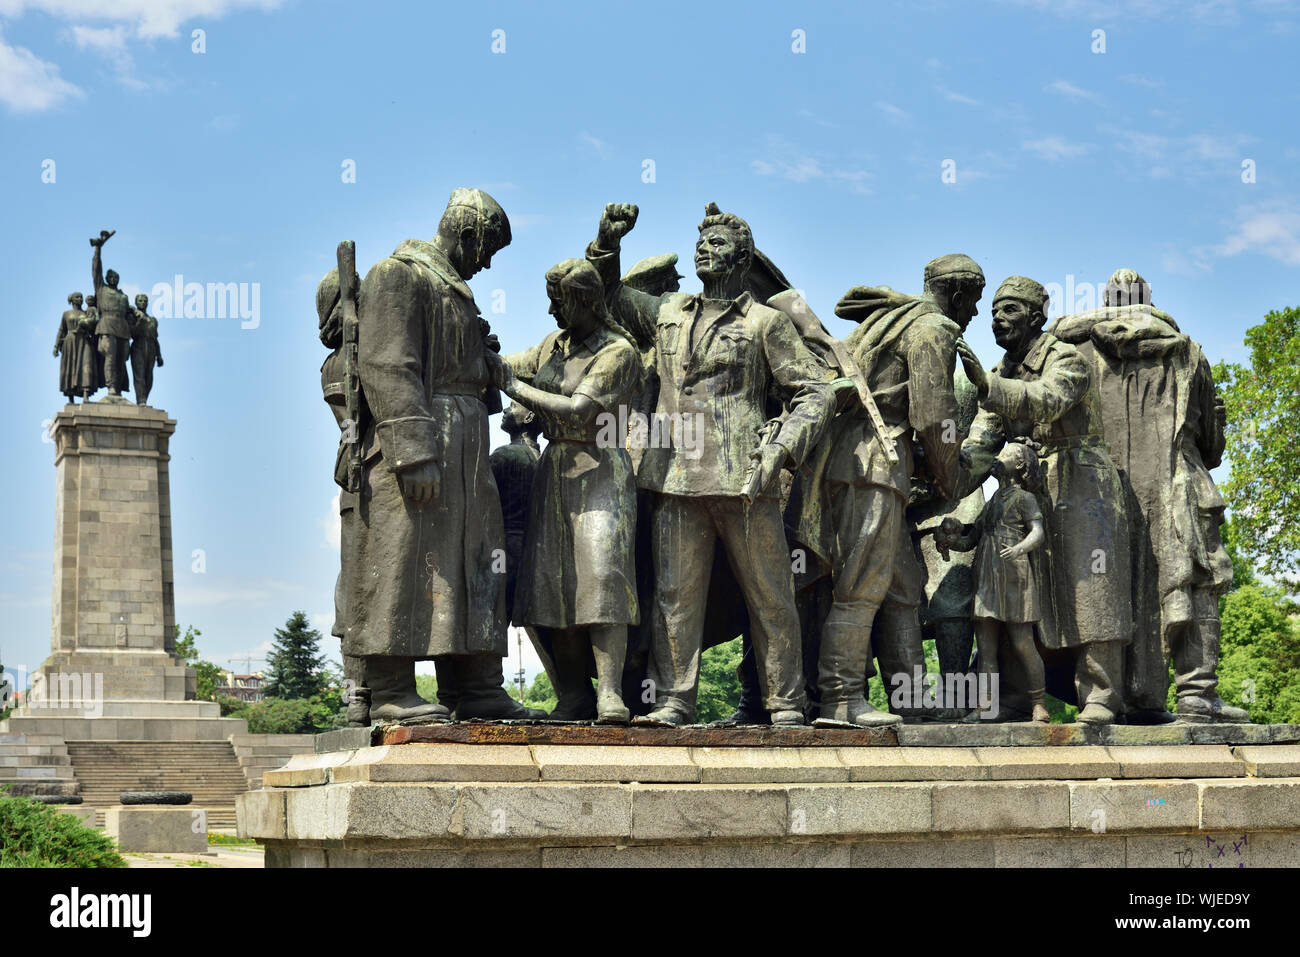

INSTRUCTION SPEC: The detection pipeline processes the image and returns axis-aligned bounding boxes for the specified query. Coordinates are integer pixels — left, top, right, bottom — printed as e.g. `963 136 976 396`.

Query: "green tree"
173 624 226 702
263 611 330 700
696 637 742 723
1215 305 1300 578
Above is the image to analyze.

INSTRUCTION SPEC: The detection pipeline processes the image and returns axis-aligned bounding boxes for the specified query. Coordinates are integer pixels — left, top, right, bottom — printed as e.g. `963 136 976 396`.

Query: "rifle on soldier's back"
337 240 363 493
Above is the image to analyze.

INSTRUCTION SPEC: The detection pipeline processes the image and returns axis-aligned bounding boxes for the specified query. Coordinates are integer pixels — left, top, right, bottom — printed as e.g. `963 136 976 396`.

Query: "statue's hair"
1004 437 1044 493
698 205 754 266
545 259 636 345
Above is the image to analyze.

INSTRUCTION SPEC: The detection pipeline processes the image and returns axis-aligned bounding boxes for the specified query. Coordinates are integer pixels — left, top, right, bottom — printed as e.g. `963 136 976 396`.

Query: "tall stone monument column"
30 402 193 705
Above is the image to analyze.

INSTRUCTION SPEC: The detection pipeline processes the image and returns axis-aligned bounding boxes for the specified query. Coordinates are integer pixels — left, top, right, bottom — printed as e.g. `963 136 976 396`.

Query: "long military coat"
344 239 507 659
964 332 1132 650
1052 305 1231 703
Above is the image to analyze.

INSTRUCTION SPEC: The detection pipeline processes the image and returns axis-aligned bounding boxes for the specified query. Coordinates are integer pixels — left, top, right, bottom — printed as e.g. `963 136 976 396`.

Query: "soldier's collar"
391 239 474 300
1019 332 1053 372
690 290 754 315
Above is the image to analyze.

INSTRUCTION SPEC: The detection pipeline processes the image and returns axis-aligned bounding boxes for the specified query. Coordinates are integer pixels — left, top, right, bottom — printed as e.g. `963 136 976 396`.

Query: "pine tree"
263 611 329 700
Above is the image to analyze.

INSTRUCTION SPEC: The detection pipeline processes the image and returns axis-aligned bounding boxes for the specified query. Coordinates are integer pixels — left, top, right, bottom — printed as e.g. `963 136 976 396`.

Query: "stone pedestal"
31 401 190 707
238 735 1300 867
106 805 208 853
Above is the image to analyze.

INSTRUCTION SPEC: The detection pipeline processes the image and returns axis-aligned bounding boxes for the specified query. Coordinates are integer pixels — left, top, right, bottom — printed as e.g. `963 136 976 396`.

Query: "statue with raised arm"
130 293 163 406
584 202 835 727
89 229 132 398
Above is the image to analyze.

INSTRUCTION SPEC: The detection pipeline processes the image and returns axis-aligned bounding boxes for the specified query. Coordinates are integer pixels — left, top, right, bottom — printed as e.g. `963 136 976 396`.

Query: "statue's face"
935 281 983 332
86 296 96 307
694 227 746 284
453 224 500 280
136 294 148 310
106 269 119 288
71 294 84 309
991 298 1038 353
546 283 569 329
994 444 1024 479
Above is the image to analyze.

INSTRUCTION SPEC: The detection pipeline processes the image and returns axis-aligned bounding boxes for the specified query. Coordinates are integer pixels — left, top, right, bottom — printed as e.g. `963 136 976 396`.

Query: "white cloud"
1022 136 1090 160
938 86 980 106
1215 201 1300 266
875 100 908 121
0 1 286 104
578 130 610 156
1046 79 1102 103
0 1 287 39
0 28 82 111
751 135 873 195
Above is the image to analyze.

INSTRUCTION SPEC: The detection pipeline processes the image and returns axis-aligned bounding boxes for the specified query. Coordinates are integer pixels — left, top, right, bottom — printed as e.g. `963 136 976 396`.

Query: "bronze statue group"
54 230 163 406
318 189 1247 730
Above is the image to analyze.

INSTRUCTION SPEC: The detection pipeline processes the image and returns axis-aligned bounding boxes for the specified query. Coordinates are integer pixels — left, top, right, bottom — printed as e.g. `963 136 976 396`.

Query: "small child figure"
937 439 1049 723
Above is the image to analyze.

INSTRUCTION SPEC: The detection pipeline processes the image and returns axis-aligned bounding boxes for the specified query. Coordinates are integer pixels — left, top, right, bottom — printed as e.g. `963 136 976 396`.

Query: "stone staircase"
65 740 250 828
0 733 79 798
230 733 316 790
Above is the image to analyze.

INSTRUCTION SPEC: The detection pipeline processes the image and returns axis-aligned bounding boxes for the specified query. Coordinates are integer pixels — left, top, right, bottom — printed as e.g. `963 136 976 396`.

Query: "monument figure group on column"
53 229 163 407
308 190 1247 730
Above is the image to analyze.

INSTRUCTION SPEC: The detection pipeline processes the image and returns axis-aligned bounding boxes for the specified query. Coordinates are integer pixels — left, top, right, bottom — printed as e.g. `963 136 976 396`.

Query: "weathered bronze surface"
301 198 1252 736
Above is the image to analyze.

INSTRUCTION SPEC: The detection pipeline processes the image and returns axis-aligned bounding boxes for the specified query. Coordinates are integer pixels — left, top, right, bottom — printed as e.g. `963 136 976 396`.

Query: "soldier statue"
344 188 542 722
130 293 163 406
89 229 132 397
584 202 835 727
1051 270 1247 723
960 276 1132 725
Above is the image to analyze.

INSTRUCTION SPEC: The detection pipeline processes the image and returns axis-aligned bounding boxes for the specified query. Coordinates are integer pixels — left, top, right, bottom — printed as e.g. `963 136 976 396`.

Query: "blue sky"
2 0 1298 685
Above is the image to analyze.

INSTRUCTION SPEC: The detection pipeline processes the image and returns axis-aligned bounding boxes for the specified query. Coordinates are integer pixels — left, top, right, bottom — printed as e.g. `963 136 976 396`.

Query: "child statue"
938 439 1049 723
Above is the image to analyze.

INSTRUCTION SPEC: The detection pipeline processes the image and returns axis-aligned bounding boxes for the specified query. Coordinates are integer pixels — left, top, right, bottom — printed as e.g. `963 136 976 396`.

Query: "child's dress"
972 485 1043 624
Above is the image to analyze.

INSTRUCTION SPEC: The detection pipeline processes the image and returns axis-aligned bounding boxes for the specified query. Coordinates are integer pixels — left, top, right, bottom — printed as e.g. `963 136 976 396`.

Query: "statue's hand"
485 352 514 393
156 357 164 368
742 442 786 502
956 339 989 399
999 543 1023 560
398 460 441 507
597 203 638 248
53 346 61 357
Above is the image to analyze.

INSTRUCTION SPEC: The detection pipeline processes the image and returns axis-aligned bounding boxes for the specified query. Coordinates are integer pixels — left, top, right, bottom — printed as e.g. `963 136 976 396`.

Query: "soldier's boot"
546 629 597 721
366 656 448 723
591 625 630 725
1076 702 1116 726
1030 690 1050 724
342 654 370 727
812 616 901 729
451 655 548 721
1174 607 1250 723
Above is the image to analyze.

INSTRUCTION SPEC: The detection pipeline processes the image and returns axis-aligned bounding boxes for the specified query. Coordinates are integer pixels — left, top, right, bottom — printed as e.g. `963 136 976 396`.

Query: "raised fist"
597 203 638 248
